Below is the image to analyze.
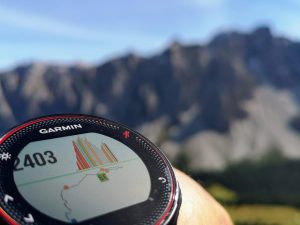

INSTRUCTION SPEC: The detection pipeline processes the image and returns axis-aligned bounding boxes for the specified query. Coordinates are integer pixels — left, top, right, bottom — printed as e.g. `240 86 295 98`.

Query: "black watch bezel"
0 114 181 225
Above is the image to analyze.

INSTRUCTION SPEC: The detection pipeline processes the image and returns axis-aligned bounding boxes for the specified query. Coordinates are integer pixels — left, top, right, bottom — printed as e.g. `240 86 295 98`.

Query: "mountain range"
1 26 300 171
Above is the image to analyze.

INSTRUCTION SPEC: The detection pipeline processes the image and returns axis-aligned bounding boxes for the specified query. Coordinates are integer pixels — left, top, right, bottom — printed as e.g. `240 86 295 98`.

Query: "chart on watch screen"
13 133 151 223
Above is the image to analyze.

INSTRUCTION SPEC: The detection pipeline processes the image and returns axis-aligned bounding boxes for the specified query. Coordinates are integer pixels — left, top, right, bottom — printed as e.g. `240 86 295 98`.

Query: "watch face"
0 115 179 225
14 132 151 223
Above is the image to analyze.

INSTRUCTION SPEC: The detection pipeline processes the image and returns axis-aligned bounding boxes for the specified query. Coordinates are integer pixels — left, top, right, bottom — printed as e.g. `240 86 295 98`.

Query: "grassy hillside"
226 205 300 225
180 153 300 206
175 152 300 224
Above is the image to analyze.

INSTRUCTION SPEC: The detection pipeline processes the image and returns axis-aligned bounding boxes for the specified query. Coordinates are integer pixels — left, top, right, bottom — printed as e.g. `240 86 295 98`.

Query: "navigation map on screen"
13 133 151 223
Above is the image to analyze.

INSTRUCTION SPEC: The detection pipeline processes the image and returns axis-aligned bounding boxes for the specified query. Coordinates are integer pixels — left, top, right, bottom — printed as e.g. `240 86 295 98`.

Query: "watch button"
24 214 34 223
4 194 13 204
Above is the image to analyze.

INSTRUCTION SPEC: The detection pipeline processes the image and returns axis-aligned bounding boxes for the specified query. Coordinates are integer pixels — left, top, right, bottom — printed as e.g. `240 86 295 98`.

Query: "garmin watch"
0 114 181 225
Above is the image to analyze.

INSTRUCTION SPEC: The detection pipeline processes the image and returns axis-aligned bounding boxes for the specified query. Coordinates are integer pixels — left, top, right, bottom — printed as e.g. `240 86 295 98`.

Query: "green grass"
206 183 300 225
226 205 300 225
207 183 239 204
181 157 300 225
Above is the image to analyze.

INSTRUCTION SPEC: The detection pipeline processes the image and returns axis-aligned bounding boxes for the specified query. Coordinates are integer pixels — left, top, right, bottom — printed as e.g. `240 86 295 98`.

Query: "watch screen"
13 132 151 223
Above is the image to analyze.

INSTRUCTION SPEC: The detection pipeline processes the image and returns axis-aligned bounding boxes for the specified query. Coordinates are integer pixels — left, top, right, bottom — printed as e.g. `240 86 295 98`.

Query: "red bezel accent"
0 208 18 225
0 115 176 225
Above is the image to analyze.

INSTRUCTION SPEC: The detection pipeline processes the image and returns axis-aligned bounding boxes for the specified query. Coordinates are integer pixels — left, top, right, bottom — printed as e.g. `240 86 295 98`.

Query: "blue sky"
0 0 299 70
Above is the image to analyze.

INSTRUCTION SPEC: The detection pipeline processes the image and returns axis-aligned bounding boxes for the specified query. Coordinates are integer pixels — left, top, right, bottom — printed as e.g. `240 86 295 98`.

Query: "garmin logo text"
39 124 83 134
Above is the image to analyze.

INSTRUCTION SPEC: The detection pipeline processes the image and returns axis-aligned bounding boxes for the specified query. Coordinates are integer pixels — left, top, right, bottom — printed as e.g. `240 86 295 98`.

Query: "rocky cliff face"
1 27 300 170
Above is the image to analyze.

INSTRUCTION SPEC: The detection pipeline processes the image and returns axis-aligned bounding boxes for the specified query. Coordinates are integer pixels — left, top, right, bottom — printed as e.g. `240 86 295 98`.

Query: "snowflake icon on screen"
0 152 11 161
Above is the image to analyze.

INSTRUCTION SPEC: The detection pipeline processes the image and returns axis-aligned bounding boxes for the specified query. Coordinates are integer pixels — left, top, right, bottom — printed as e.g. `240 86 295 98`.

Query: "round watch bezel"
0 114 180 225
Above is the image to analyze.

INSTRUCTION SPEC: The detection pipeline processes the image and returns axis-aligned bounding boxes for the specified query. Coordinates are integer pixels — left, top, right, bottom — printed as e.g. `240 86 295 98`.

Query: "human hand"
174 169 233 225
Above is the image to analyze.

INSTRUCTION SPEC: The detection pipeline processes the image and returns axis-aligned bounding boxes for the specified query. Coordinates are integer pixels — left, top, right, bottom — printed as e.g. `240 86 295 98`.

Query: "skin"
174 169 233 225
